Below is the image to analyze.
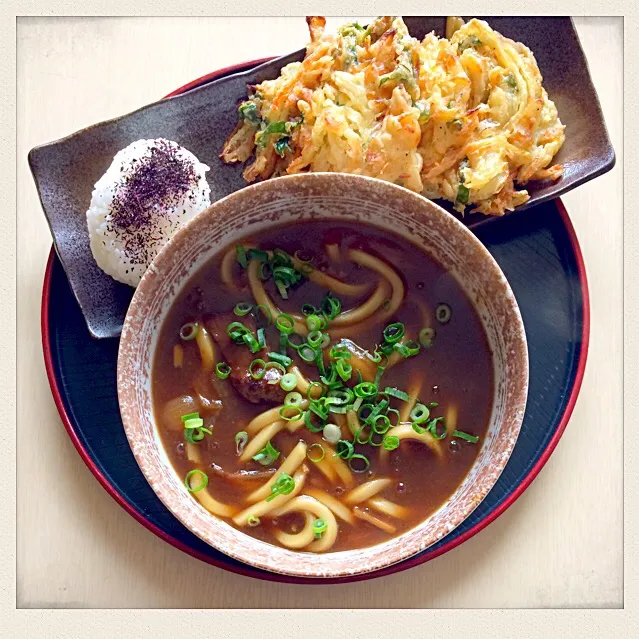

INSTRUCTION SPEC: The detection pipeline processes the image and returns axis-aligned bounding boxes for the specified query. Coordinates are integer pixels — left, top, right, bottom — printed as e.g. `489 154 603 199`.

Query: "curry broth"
152 221 493 552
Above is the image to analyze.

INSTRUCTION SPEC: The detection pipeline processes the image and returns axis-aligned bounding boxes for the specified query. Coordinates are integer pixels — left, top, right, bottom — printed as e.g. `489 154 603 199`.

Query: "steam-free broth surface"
152 221 493 552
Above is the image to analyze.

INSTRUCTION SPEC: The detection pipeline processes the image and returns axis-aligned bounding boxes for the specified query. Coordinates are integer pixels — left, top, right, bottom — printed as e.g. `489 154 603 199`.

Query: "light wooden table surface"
17 17 623 609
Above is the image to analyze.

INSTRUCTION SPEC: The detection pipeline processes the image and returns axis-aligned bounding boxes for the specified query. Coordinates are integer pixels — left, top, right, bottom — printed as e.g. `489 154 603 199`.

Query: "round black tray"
42 194 588 585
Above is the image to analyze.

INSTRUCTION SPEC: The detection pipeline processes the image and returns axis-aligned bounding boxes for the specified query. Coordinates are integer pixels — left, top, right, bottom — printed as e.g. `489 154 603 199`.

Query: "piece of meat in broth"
208 313 286 404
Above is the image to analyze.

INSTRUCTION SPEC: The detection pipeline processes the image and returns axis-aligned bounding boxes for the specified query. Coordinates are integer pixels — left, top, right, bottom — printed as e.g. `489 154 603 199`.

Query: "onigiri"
86 138 211 287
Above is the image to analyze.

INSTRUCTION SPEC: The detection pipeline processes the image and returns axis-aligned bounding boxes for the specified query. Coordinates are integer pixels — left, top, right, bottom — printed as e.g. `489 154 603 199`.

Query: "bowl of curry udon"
117 172 528 578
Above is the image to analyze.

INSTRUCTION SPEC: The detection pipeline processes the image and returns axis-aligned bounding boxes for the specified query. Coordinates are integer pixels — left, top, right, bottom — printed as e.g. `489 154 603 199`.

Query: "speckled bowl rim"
117 173 528 578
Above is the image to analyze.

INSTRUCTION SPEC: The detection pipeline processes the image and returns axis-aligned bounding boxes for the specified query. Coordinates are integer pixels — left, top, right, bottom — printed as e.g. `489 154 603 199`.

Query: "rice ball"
86 138 211 287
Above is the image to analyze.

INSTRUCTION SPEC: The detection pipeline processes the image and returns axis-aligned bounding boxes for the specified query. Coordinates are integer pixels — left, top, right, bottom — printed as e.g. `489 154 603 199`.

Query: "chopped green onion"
453 429 480 444
329 345 351 359
320 333 331 349
366 349 382 363
306 314 323 331
301 304 318 316
285 391 304 406
227 321 249 342
307 443 326 463
309 399 329 419
185 469 208 493
286 333 304 350
248 248 269 262
383 322 405 344
304 409 325 433
215 362 231 379
280 373 298 392
183 417 204 430
348 454 370 473
336 358 352 381
456 184 470 205
312 518 328 539
242 332 260 353
365 399 388 425
307 381 325 399
383 435 400 450
233 302 253 316
387 407 400 427
371 414 391 434
275 280 289 299
255 304 273 324
265 361 286 374
307 330 324 349
266 472 295 501
410 403 430 424
181 412 200 422
335 439 355 460
235 431 248 455
327 388 354 407
412 422 428 434
279 405 302 421
419 327 436 348
404 340 421 356
436 303 452 324
257 328 266 350
370 431 384 446
355 425 372 445
253 440 280 466
179 322 199 341
298 344 316 362
374 366 384 387
235 245 249 268
320 293 342 320
429 417 447 440
393 341 420 358
384 387 409 402
354 382 377 398
279 331 289 355
272 248 293 265
258 261 272 281
247 515 261 527
268 352 292 367
249 358 266 379
276 313 295 335
184 426 211 444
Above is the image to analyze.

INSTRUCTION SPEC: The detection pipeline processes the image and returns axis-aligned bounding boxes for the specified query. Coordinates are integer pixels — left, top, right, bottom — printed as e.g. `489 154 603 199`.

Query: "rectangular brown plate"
29 17 614 338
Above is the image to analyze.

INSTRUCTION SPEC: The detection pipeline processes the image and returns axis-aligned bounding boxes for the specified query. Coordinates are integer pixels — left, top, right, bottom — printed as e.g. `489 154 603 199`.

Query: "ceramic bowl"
117 173 529 578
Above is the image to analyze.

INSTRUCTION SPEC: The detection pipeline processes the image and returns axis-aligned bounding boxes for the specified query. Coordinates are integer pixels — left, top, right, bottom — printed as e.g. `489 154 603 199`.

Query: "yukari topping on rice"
86 138 211 287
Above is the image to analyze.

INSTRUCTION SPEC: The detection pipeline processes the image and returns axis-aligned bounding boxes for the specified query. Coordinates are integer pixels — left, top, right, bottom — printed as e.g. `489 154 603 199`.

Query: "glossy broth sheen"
153 221 493 552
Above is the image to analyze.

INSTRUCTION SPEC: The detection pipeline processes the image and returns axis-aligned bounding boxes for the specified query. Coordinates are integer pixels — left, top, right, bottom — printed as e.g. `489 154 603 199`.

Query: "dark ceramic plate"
29 16 613 339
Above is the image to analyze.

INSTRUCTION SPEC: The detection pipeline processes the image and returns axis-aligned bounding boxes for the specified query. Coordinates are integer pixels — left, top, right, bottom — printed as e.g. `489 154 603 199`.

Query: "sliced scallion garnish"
307 443 326 463
233 302 253 317
348 453 370 473
453 429 480 444
435 303 452 324
215 362 231 379
235 431 248 455
179 322 200 341
265 472 295 501
185 469 208 493
312 518 328 539
280 373 298 392
253 440 280 466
